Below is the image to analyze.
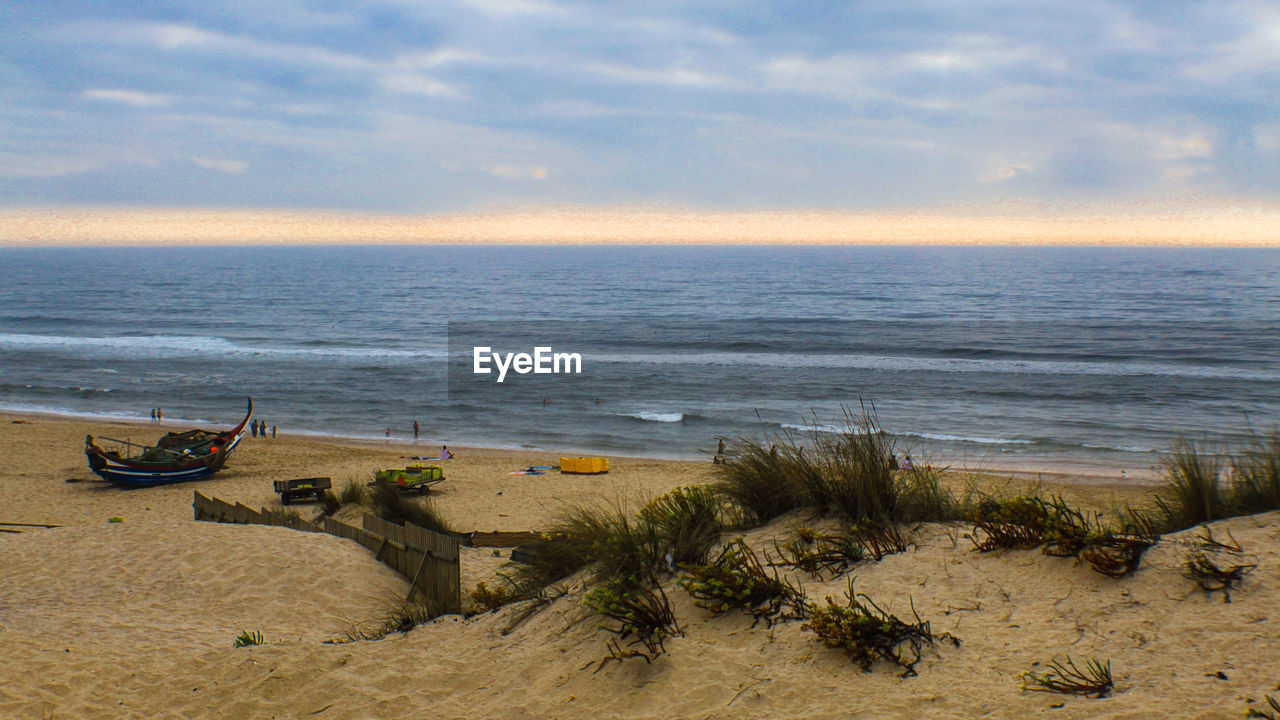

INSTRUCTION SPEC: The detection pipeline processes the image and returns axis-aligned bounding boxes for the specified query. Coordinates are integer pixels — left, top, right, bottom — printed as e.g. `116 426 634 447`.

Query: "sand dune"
2 414 1277 719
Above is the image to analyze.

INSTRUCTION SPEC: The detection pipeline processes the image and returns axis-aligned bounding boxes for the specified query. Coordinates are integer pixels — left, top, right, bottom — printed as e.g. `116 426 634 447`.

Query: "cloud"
82 89 171 107
1 2 1277 210
193 157 248 174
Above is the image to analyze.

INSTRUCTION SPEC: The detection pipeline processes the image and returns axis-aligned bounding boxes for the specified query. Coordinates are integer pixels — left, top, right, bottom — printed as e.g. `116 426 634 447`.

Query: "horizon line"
1 205 1278 247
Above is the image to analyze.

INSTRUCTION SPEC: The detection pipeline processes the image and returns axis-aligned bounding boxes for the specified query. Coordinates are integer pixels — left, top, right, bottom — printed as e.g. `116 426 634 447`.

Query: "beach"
3 411 1277 719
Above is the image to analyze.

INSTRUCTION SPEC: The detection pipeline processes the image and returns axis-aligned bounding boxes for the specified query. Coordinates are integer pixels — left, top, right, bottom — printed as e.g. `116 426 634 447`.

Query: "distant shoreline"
2 406 1161 486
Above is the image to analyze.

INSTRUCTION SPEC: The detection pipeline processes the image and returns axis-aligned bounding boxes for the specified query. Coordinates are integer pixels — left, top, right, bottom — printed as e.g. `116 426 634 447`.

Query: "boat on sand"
84 398 253 486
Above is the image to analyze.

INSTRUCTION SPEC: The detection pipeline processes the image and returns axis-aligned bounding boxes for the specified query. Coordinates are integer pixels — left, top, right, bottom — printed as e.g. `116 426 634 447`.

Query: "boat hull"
86 435 241 486
84 398 251 487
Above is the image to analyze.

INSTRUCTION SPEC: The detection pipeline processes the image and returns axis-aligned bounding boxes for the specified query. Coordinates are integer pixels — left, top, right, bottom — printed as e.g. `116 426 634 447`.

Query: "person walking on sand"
150 408 156 424
156 408 163 424
413 420 419 440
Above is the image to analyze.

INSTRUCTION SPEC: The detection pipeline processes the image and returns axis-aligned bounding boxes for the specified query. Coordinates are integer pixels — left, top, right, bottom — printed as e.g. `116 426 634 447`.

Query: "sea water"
1 245 1277 472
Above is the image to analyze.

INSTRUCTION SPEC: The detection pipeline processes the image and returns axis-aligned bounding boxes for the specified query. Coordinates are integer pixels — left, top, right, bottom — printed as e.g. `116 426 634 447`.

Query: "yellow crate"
560 456 609 474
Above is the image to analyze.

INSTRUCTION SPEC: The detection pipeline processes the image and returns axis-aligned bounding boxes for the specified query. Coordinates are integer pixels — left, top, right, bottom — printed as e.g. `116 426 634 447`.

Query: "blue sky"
1 1 1277 212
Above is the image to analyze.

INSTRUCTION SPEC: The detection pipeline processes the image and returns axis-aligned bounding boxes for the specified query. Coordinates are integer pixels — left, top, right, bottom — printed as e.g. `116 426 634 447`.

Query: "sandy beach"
2 412 1276 719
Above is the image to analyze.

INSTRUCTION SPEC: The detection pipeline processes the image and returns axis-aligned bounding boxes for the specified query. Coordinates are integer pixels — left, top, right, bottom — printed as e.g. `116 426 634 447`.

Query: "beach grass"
1152 435 1280 532
512 487 726 591
333 594 436 642
1231 430 1280 515
714 405 969 528
339 477 369 506
369 483 453 534
1153 441 1227 532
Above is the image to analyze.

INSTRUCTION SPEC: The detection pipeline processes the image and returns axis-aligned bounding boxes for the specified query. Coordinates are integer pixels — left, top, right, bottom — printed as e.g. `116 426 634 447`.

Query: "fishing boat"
84 398 253 486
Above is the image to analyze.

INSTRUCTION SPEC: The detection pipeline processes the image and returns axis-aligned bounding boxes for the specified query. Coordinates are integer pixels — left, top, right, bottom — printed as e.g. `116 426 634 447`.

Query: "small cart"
274 477 332 505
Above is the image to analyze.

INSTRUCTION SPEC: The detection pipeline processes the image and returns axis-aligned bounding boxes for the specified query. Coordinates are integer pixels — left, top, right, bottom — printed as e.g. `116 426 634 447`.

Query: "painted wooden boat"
84 398 253 486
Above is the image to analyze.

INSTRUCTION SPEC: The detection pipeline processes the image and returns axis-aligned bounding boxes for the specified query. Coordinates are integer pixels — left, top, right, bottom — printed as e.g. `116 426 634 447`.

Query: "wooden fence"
193 491 461 614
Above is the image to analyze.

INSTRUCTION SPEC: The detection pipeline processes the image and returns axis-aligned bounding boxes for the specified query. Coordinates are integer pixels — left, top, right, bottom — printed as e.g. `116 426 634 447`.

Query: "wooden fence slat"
193 492 462 615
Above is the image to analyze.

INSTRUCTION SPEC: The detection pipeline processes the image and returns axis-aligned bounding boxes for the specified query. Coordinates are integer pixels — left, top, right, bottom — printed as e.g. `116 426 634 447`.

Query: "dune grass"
369 483 453 534
331 594 436 643
714 405 969 528
1231 431 1280 515
1152 436 1280 533
339 477 369 506
511 486 725 591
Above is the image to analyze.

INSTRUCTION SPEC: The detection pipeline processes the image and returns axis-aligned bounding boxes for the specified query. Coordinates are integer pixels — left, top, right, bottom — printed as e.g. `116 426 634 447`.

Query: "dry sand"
2 413 1277 719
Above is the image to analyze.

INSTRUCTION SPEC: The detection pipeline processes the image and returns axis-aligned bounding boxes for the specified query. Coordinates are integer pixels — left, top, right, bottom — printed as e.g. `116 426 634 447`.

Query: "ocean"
2 244 1278 472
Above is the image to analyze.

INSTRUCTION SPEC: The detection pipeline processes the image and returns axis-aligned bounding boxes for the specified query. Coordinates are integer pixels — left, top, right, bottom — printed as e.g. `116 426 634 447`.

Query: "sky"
1 1 1278 214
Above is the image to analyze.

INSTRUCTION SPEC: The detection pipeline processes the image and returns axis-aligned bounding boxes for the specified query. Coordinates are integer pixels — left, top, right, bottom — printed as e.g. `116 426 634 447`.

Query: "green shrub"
1182 526 1257 601
470 580 518 612
679 539 807 626
803 579 958 677
586 580 682 666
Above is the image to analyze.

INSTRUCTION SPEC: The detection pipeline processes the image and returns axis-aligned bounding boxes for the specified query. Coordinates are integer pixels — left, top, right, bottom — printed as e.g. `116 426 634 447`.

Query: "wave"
781 422 1034 446
0 333 447 361
617 411 685 423
896 431 1035 446
587 351 1280 382
1082 443 1158 453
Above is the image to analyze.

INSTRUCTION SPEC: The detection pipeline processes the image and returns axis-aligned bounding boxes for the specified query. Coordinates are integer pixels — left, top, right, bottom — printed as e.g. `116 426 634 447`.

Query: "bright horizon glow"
1 206 1277 247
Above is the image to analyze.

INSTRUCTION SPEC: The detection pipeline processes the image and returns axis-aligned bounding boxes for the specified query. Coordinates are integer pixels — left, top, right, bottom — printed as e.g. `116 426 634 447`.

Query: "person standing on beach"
413 420 419 440
251 420 258 438
385 427 391 441
150 408 156 424
271 425 277 439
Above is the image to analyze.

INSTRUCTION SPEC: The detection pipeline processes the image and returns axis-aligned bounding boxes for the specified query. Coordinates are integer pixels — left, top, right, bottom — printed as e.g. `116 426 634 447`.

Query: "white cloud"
585 62 735 88
380 73 460 97
0 153 106 178
193 157 248 174
82 89 171 107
